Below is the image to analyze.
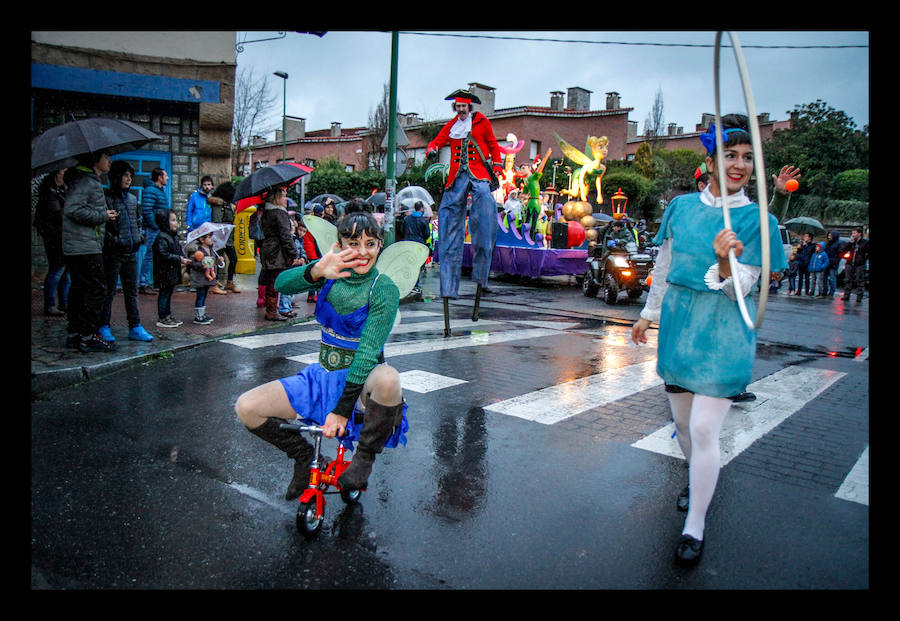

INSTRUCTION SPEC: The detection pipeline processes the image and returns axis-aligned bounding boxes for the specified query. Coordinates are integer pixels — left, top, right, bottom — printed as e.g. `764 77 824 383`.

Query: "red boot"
256 285 266 308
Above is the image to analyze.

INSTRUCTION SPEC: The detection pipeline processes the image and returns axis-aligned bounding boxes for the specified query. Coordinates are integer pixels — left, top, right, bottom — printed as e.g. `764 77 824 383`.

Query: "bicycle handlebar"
279 422 323 435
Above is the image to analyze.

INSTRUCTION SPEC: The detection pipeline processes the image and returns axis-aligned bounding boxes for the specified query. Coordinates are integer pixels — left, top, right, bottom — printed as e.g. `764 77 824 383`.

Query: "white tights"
667 391 732 541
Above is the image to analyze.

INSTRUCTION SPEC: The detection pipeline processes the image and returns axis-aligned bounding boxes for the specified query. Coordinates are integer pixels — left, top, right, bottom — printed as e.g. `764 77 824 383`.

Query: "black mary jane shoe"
674 534 703 566
676 485 689 512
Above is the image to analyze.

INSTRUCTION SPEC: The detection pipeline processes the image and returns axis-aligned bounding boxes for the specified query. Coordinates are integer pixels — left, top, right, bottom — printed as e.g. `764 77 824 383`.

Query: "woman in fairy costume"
236 210 411 498
631 114 791 566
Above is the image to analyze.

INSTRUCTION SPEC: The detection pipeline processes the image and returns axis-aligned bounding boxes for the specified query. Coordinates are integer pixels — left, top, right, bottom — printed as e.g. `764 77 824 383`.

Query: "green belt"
319 342 356 371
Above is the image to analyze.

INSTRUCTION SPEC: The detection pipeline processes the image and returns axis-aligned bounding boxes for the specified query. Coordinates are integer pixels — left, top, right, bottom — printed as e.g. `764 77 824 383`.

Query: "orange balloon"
785 179 799 192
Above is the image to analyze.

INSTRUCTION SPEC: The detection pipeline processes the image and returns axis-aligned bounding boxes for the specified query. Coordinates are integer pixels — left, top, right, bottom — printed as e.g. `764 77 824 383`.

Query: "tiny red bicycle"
280 421 362 538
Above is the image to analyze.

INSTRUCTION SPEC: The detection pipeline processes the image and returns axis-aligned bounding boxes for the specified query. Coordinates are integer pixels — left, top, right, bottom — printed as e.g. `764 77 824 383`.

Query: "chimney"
606 91 621 110
330 122 342 138
627 121 638 139
697 113 715 131
468 82 495 116
399 112 421 127
566 86 592 111
757 112 770 123
668 123 678 136
285 116 305 140
550 91 565 111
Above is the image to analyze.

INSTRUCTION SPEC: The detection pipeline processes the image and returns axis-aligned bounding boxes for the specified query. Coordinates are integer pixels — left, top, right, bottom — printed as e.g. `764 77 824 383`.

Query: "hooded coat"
151 209 184 289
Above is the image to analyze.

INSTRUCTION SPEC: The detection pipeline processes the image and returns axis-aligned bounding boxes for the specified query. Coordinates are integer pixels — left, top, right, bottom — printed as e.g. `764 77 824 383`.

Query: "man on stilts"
426 88 503 336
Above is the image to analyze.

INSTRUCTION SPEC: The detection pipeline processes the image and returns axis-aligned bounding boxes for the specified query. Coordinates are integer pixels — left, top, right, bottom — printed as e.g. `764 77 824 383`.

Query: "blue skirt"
278 363 409 450
657 283 756 398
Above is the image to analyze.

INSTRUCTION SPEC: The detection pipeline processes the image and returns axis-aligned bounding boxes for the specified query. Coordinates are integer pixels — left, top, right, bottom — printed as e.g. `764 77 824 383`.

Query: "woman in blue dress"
236 211 408 500
632 114 789 565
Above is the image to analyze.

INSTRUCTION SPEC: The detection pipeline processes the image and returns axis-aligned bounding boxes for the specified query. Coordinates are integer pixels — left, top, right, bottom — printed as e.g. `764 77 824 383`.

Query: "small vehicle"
583 239 654 304
279 421 363 539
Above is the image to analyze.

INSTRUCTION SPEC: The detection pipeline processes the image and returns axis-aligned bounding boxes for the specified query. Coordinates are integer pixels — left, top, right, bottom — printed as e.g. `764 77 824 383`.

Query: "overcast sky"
235 30 869 143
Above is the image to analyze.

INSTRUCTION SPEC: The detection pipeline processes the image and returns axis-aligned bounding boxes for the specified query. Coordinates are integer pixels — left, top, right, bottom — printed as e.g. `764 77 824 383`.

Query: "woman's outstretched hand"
772 165 801 192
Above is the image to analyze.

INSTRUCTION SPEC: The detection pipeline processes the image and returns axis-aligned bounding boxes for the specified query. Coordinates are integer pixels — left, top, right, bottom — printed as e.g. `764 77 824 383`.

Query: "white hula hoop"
713 30 770 331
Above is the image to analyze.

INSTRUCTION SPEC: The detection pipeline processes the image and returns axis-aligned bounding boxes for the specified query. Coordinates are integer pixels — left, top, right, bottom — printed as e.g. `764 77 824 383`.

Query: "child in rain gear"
808 242 829 297
186 232 224 324
153 209 190 328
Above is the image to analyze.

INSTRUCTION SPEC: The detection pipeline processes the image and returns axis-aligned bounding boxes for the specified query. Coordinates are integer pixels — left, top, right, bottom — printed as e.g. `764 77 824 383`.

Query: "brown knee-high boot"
247 418 315 500
265 291 287 321
337 399 404 491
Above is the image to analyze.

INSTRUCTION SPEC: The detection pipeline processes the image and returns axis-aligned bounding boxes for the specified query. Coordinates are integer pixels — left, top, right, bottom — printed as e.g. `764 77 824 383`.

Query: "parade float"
430 131 614 279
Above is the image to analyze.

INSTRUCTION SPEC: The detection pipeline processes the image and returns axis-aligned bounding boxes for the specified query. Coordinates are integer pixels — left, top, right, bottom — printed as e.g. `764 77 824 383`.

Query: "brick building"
243 83 635 179
30 31 237 279
624 112 792 159
244 81 792 195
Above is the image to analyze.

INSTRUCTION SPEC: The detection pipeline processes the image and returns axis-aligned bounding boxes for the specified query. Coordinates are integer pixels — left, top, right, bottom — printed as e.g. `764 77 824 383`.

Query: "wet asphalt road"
30 273 869 589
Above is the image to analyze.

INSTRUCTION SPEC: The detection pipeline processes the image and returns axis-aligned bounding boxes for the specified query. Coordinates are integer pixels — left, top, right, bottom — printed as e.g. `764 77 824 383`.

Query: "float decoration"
554 132 609 203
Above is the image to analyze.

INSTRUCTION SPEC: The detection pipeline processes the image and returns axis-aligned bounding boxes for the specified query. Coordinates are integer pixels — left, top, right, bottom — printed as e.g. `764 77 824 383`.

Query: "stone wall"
30 91 199 281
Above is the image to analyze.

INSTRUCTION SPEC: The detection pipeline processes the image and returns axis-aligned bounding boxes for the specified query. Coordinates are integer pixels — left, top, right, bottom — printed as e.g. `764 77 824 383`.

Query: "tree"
653 148 705 201
633 142 654 178
231 67 280 175
365 82 396 171
642 87 665 148
764 100 868 198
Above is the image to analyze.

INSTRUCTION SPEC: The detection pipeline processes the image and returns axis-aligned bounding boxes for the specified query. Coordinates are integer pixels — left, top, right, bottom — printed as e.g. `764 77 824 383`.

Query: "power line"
399 31 868 49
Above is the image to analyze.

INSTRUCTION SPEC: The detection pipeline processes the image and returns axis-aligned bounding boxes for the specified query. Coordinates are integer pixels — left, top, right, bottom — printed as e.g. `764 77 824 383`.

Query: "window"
108 150 172 206
530 141 541 161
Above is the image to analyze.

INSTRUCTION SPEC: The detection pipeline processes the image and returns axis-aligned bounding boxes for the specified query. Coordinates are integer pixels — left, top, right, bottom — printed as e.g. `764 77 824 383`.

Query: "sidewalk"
31 269 316 395
31 265 458 396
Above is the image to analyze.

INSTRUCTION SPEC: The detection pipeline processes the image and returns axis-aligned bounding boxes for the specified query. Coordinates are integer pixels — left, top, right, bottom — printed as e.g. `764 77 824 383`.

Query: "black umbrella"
310 193 344 206
31 117 161 176
233 162 312 205
366 192 386 208
783 216 826 236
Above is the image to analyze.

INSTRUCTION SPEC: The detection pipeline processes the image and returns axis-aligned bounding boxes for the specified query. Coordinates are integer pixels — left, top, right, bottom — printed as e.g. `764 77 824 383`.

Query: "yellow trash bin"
234 206 258 275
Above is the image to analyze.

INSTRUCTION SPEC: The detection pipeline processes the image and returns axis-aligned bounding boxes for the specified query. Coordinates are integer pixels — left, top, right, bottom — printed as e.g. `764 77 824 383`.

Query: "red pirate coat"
427 112 502 188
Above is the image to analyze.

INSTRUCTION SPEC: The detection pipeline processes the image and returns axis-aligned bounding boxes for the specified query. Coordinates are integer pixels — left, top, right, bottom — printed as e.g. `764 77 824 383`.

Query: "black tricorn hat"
445 89 481 105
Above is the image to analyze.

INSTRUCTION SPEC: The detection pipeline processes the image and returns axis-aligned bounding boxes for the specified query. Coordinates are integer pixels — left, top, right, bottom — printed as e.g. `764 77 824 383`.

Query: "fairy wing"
554 131 592 167
376 241 429 299
302 214 338 253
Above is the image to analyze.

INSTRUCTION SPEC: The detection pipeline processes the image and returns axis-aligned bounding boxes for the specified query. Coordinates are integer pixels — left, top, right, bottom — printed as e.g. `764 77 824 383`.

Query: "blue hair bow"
699 123 741 155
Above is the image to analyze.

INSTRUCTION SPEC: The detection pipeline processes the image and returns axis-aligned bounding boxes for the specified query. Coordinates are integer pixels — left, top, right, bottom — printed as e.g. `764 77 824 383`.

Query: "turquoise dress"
653 192 788 398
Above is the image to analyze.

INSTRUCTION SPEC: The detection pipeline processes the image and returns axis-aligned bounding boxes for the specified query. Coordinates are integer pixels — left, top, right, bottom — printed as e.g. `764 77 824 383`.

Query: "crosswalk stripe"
835 445 869 506
631 366 847 465
483 360 662 425
224 318 507 349
286 327 561 364
399 370 467 393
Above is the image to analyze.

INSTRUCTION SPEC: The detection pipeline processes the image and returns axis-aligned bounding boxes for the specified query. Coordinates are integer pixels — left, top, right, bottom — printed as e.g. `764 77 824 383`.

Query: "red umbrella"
235 162 313 213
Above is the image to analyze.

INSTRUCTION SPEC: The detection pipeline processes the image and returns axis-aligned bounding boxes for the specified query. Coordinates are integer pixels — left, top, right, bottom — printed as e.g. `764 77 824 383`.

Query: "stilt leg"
443 297 452 338
472 283 483 322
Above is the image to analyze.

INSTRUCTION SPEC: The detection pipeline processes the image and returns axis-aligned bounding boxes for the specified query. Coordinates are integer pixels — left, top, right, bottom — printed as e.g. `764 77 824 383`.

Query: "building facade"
30 31 237 278
243 83 635 181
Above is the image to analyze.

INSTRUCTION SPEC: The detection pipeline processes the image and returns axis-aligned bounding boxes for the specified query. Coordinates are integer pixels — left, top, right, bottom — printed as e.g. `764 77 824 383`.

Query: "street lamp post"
273 71 288 163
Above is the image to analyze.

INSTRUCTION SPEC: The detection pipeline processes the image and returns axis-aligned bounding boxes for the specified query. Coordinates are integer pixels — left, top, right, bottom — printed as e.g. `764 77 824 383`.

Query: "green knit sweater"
275 261 400 418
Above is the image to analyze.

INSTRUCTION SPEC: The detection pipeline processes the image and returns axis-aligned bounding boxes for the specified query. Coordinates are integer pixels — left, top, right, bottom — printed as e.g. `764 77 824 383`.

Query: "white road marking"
835 445 869 506
222 317 567 349
483 360 662 425
226 482 296 516
286 328 560 364
399 370 467 393
631 366 847 466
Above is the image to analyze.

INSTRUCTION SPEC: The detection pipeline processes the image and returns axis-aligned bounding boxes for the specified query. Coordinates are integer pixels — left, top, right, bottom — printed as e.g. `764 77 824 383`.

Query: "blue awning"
31 63 221 104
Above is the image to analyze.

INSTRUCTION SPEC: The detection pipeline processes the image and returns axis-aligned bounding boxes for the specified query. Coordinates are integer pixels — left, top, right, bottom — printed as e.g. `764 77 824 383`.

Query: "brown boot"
265 293 287 321
337 399 404 491
225 280 241 293
211 283 229 295
247 418 315 500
